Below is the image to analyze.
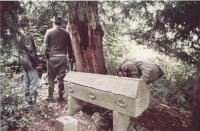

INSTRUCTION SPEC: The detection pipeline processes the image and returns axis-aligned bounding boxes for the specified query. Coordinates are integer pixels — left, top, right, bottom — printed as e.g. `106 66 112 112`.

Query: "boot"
46 86 54 101
28 92 37 105
31 94 38 110
28 96 33 105
33 91 38 104
25 91 29 97
57 94 65 102
57 83 64 102
46 93 54 101
25 92 30 103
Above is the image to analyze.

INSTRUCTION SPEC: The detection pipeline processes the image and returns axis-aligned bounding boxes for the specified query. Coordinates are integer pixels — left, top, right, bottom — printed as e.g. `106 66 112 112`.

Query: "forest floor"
11 73 192 131
23 97 191 131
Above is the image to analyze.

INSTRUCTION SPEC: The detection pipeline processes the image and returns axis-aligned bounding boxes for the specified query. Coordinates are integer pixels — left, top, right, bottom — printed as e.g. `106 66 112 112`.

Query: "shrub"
152 57 196 109
0 74 37 130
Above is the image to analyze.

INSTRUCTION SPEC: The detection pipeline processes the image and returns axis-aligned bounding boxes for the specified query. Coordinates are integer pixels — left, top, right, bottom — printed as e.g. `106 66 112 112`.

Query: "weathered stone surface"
64 71 150 117
68 96 83 115
65 71 146 98
113 111 131 131
55 116 78 131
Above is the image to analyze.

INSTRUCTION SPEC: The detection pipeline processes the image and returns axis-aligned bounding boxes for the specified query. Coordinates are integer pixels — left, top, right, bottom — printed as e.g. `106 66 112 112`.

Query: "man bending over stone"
118 59 164 84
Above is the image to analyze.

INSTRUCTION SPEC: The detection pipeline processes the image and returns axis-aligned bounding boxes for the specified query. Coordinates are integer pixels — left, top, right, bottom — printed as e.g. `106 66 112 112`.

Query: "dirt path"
131 97 191 131
18 96 191 131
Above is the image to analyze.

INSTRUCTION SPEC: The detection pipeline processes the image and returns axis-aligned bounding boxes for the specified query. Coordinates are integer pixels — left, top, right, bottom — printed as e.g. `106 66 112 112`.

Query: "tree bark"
192 53 200 130
67 2 107 74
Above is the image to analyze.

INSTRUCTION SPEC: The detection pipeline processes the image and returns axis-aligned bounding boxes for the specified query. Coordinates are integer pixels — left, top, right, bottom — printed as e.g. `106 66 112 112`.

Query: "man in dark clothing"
17 17 39 105
118 59 164 84
44 16 72 102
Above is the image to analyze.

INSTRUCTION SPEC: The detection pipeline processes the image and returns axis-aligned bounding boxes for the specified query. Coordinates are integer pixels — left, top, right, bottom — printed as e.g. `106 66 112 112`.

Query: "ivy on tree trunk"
67 1 107 74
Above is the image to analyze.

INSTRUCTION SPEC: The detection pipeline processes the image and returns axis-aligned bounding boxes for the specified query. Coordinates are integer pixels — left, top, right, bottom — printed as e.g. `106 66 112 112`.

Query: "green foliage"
22 1 69 24
0 75 37 130
103 39 127 75
100 1 130 75
118 1 200 64
152 57 195 108
103 24 128 75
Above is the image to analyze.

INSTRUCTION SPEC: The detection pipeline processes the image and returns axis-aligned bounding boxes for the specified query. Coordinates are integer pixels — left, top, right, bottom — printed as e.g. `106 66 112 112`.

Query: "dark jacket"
17 28 38 70
119 59 164 84
44 26 72 58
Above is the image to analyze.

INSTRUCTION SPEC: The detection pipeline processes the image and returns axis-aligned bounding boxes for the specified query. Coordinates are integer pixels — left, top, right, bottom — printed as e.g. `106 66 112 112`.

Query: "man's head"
118 67 134 77
118 61 141 78
50 16 62 26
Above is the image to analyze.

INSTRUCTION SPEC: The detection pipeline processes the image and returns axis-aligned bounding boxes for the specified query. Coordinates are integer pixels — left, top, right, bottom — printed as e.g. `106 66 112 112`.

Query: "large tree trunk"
192 54 200 130
67 1 107 74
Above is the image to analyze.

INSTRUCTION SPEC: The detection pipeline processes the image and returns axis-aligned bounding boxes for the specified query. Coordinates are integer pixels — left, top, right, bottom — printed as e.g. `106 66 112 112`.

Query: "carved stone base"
68 96 83 115
113 111 131 131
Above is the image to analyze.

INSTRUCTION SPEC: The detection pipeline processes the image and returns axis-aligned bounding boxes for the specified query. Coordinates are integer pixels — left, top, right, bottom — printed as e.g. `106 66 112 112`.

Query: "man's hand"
36 63 42 70
67 58 73 63
118 71 124 77
44 51 49 59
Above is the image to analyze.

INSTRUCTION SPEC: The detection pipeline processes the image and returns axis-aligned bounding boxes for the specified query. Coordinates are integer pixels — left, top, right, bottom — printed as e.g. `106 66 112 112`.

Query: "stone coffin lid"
64 71 148 98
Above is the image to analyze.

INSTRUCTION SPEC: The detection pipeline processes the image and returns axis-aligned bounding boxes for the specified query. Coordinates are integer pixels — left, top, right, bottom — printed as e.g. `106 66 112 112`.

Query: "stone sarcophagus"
64 71 151 131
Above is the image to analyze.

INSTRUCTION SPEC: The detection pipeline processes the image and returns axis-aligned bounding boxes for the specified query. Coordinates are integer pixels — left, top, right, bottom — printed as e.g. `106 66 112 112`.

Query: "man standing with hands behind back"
44 16 72 102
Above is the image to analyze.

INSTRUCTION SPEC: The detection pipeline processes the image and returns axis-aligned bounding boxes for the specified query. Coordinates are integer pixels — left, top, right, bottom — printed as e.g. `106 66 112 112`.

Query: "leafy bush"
152 57 196 109
103 24 128 75
103 39 127 75
0 74 37 130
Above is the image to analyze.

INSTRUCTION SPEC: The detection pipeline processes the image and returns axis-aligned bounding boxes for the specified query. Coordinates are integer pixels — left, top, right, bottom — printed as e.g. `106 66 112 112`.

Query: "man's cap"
50 16 62 23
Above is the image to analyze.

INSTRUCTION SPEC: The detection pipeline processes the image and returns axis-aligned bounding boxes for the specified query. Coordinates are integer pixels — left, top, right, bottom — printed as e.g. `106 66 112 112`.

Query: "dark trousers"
47 56 67 96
